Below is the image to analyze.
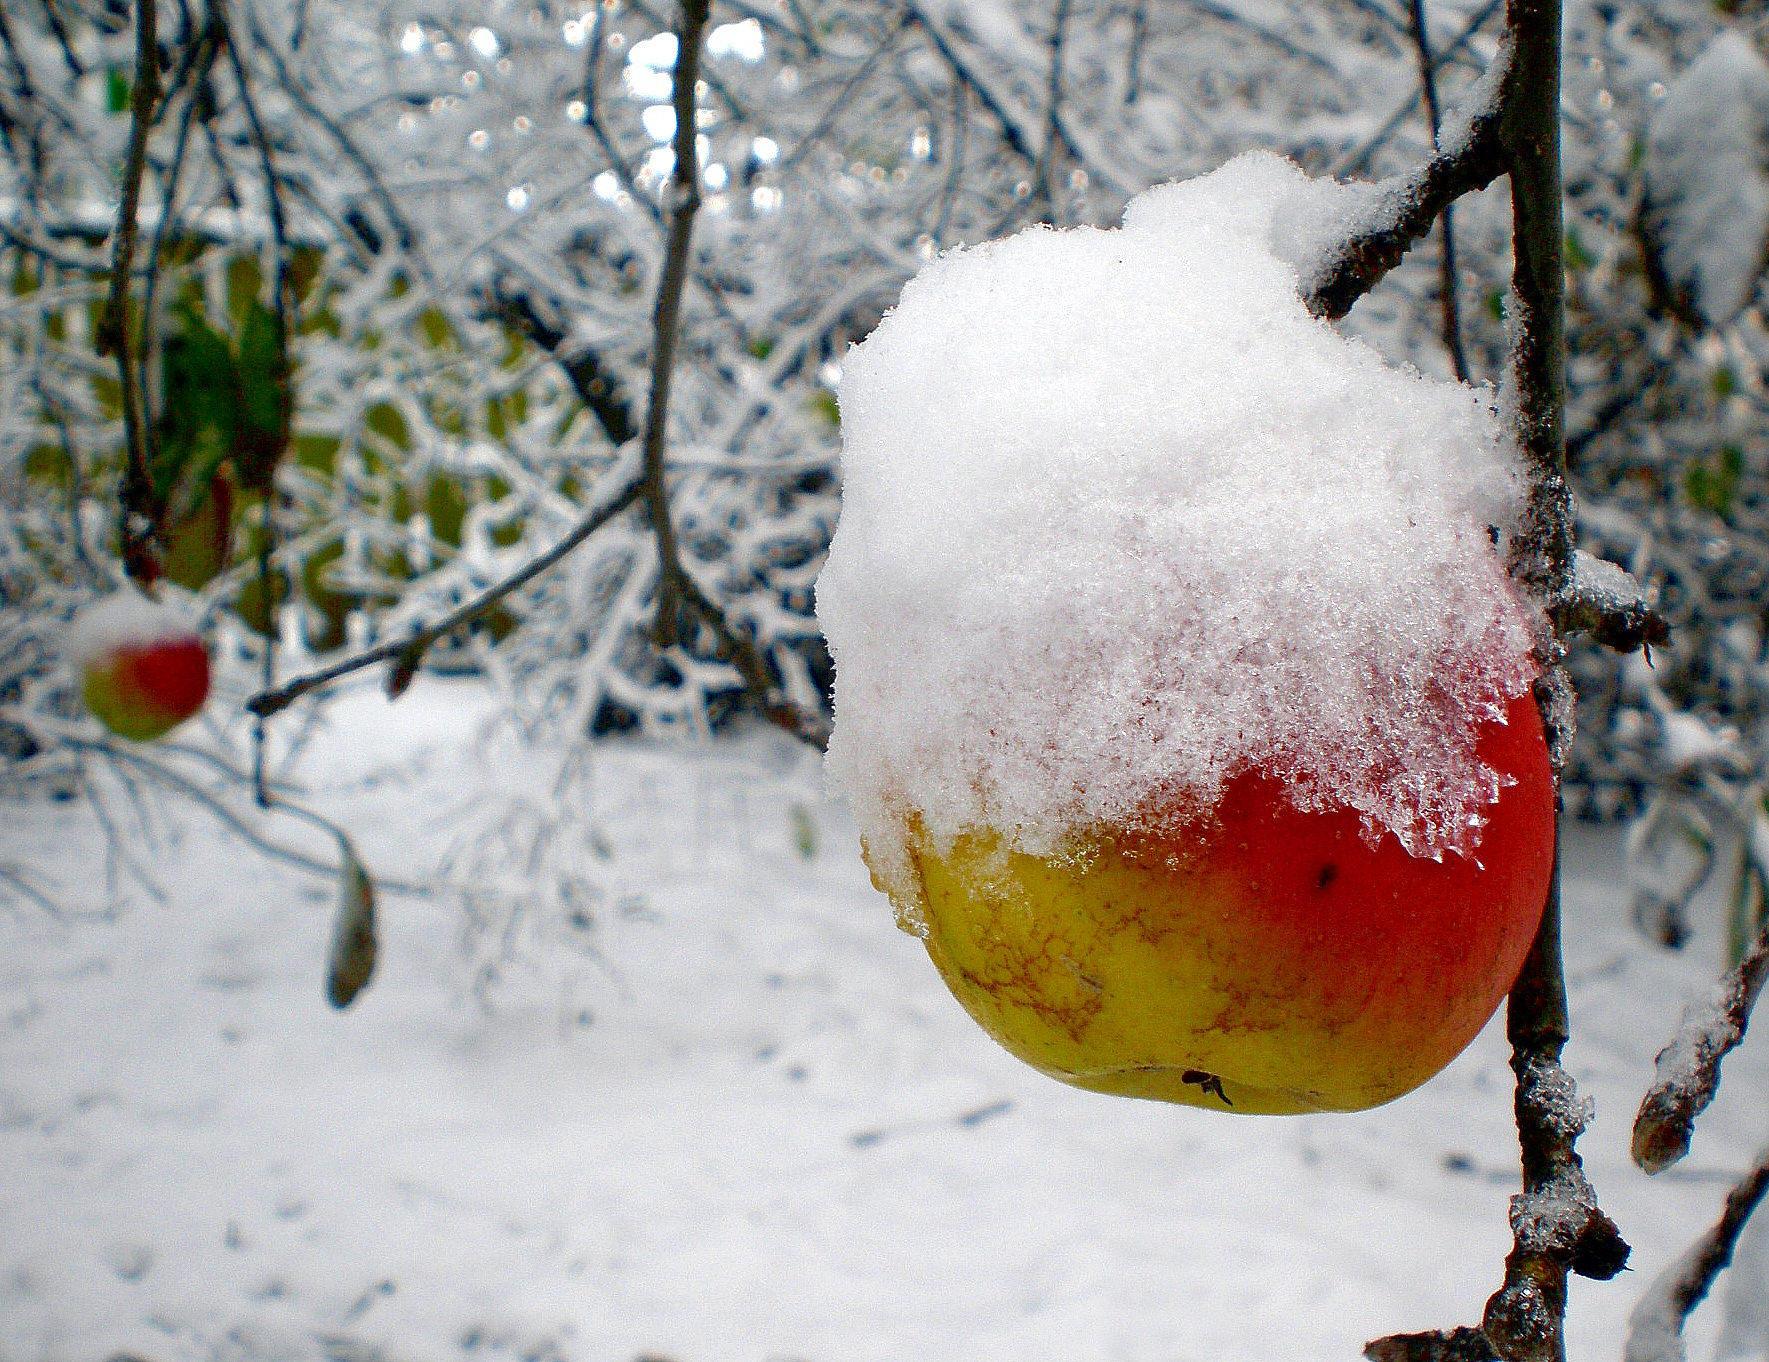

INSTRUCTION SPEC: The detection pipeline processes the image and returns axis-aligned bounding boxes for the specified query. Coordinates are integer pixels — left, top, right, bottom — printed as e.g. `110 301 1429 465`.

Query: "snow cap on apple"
815 154 1554 1114
69 590 211 742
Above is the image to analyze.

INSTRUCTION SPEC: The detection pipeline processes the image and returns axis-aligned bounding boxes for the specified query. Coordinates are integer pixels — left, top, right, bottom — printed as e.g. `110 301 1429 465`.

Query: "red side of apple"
83 637 211 741
1115 689 1557 1107
909 690 1556 1113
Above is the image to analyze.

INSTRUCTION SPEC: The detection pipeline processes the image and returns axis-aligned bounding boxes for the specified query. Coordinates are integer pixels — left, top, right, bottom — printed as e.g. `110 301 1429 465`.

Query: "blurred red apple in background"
69 592 211 742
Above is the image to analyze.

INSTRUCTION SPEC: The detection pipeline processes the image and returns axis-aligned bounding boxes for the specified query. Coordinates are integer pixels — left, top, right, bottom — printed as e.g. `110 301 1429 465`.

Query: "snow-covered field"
3 683 1765 1362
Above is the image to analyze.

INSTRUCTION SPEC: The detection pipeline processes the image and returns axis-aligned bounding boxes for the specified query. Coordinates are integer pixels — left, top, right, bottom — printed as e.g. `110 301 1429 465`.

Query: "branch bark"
1632 914 1769 1175
1623 1149 1769 1362
248 0 826 747
1405 0 1470 380
245 463 646 718
1303 57 1507 320
1361 4 1630 1360
99 0 165 587
641 0 711 651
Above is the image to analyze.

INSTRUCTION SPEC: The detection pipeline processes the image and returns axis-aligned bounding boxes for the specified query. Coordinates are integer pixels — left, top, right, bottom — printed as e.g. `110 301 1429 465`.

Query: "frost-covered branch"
640 0 710 651
1403 0 1468 381
1480 4 1632 1358
1364 4 1631 1360
10 721 430 896
1304 56 1506 321
1549 551 1670 656
1622 1149 1769 1362
1481 893 1632 1361
490 287 637 448
1632 916 1769 1175
1365 1325 1498 1362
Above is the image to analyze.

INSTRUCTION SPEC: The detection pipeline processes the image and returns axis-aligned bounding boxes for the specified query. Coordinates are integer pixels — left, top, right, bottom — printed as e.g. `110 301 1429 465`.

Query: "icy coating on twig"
817 155 1540 917
1622 1150 1769 1362
1632 920 1769 1174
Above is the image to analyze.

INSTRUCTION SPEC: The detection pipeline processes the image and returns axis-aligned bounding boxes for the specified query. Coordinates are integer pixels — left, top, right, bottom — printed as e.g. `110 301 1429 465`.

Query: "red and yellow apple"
878 692 1554 1114
70 593 211 742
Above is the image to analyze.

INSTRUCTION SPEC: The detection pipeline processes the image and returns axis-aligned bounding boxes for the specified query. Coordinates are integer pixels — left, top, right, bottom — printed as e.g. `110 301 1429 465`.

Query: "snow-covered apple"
69 591 211 741
816 155 1555 1114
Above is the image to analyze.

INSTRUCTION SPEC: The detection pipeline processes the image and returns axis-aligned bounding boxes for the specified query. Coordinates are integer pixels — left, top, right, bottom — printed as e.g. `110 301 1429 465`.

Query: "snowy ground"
2 682 1766 1362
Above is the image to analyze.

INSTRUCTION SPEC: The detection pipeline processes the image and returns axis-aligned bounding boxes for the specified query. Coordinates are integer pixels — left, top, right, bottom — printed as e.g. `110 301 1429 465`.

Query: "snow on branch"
1550 550 1670 656
1302 47 1508 321
246 0 825 748
1623 1148 1769 1362
489 287 638 449
1632 916 1769 1175
98 0 163 588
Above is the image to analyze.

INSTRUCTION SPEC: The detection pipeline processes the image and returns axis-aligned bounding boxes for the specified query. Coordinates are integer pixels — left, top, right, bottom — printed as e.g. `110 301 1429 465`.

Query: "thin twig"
490 287 637 448
904 4 1050 167
1365 1325 1497 1362
1029 0 1073 224
1337 0 1506 178
49 732 429 895
1632 913 1769 1174
625 1 827 746
1550 549 1670 655
249 12 423 266
1364 6 1629 1358
99 0 166 587
1303 49 1508 321
139 14 224 424
1405 0 1470 380
250 2 824 744
1123 0 1150 104
640 0 711 650
1623 1149 1769 1362
219 2 296 805
1479 6 1630 1360
36 0 86 78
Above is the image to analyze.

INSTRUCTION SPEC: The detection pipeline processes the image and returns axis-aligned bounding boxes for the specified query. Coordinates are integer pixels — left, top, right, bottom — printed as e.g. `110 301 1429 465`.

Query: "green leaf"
1684 444 1744 517
156 305 241 499
426 475 468 548
807 388 840 429
363 401 411 451
161 466 235 591
106 67 130 114
237 298 286 438
1564 228 1597 273
1725 828 1767 969
225 255 264 329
